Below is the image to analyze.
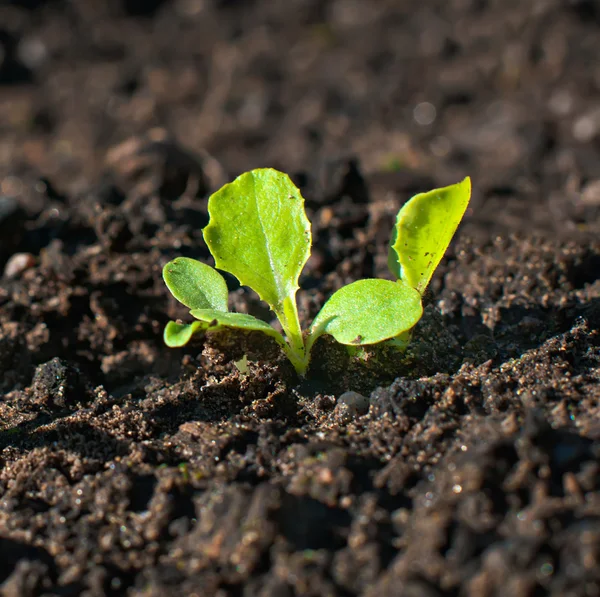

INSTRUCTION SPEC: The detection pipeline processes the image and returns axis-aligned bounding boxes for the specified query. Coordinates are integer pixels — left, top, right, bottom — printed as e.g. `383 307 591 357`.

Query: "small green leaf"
163 257 229 311
203 168 310 350
389 177 471 294
385 330 413 350
164 320 206 347
308 278 423 347
189 308 287 346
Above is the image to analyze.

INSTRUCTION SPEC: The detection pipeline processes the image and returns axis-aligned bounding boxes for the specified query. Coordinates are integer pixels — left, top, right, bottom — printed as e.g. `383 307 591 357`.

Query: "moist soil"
0 1 600 596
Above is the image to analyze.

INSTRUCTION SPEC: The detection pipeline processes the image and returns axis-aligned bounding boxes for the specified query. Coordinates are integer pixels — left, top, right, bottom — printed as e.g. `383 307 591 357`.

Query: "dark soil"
0 1 599 595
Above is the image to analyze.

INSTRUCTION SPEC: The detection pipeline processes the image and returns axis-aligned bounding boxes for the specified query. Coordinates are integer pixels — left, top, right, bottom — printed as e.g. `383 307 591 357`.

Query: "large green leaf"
203 169 311 313
189 308 287 346
163 257 229 311
164 320 206 347
389 177 471 294
307 278 423 347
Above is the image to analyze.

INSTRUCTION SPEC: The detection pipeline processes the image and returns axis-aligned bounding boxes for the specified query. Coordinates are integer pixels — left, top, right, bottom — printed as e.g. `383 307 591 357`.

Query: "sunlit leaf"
164 320 205 347
203 168 311 310
308 278 422 347
389 177 471 294
202 168 309 353
163 257 229 311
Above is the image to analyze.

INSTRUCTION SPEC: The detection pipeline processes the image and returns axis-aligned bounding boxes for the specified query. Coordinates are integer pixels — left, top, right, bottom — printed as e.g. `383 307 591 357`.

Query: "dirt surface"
0 1 600 595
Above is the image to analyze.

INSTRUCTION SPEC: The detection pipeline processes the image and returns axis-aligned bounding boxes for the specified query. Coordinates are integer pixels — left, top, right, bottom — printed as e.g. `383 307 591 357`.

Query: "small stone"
338 390 370 413
572 108 600 142
413 101 437 126
548 89 573 116
334 391 370 423
3 252 35 278
581 180 600 205
17 37 48 70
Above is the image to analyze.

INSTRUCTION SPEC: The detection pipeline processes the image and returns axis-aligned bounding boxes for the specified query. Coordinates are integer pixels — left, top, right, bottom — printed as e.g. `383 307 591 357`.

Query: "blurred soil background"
0 1 599 596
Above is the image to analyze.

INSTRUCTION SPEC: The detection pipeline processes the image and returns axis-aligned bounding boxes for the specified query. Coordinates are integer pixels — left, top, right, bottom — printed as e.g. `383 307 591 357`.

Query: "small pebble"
4 252 35 278
413 102 436 126
334 391 370 423
581 180 600 206
572 108 600 142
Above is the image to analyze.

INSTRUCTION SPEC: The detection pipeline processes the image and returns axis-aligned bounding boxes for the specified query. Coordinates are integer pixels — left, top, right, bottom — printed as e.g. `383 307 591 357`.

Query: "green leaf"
189 308 287 346
164 320 206 347
385 330 413 350
389 177 471 294
202 168 310 349
163 257 229 311
307 278 423 347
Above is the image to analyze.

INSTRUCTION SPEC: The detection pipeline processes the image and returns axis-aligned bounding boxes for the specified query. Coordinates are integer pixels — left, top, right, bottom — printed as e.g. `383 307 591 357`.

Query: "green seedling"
163 168 470 375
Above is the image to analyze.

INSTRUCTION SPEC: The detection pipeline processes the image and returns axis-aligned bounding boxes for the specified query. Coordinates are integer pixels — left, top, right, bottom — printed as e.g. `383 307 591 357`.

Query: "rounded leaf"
163 257 229 311
309 278 423 346
389 177 471 294
164 321 205 347
203 168 311 310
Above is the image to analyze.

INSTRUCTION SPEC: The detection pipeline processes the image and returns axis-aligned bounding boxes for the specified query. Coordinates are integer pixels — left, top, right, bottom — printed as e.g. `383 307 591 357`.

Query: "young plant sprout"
163 168 471 375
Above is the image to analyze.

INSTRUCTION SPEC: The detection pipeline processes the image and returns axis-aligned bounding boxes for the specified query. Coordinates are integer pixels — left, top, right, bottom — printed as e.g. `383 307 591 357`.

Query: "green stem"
276 294 309 375
276 294 305 356
282 343 308 376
